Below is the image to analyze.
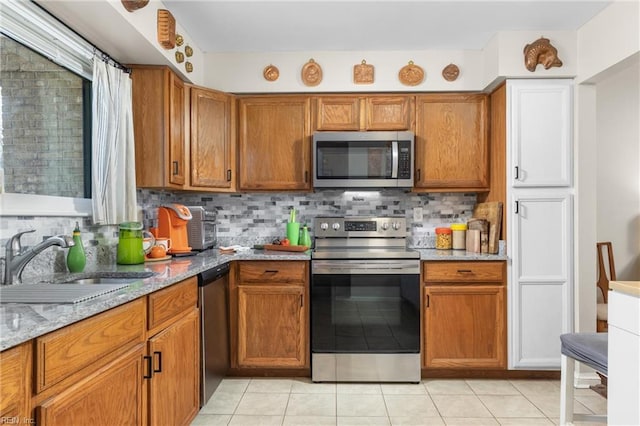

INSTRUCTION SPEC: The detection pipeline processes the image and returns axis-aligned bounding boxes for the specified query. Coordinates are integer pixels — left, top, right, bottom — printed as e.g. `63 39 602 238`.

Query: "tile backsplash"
137 189 477 247
1 189 476 282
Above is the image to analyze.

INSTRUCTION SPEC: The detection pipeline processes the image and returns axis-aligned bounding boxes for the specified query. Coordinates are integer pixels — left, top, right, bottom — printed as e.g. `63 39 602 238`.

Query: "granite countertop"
609 281 640 297
0 247 507 352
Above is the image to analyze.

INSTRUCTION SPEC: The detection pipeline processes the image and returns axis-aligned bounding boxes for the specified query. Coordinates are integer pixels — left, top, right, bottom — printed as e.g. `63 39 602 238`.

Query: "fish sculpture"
523 37 563 72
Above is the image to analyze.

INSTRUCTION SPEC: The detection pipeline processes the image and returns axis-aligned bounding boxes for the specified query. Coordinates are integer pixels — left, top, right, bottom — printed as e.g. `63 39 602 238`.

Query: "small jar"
451 223 467 250
435 227 452 250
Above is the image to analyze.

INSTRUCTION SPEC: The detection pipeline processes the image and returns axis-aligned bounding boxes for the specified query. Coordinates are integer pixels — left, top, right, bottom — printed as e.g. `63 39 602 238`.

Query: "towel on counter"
218 245 251 253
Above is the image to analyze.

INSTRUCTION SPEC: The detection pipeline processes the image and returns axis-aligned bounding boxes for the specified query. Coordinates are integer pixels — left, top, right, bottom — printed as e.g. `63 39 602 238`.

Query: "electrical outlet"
413 207 423 222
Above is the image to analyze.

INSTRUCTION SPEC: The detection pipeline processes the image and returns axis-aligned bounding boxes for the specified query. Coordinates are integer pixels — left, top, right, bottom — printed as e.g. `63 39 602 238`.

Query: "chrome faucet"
3 230 75 285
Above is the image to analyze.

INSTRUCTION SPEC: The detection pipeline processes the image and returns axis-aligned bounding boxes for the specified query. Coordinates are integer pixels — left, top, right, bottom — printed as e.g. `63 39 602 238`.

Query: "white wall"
596 58 640 280
574 0 640 340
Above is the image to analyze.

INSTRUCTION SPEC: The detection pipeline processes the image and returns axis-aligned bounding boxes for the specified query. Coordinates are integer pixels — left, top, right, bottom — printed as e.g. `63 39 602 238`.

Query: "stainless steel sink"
55 271 155 284
0 271 156 304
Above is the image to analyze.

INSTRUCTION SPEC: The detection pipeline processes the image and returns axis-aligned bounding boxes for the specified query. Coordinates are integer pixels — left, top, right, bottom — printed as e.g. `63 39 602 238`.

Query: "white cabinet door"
509 190 573 369
507 80 573 187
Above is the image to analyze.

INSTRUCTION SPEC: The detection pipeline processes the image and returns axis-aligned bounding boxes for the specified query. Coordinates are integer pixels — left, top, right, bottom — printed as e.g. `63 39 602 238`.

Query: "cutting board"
263 244 310 252
472 202 503 254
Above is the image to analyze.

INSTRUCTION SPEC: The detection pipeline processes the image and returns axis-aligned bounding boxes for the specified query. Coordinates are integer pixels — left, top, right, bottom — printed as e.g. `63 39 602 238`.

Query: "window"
0 34 91 198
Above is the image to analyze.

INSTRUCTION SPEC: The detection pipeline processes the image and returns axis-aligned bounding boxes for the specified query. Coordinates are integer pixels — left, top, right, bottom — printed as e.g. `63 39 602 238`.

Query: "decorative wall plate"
263 65 280 82
157 9 176 49
301 59 322 86
185 45 193 57
185 61 193 73
175 51 184 63
442 63 460 81
121 0 149 12
175 34 184 47
398 61 424 86
353 59 374 84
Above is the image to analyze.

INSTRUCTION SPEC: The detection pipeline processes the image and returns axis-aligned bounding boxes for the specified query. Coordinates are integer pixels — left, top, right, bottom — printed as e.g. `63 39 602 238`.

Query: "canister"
451 223 467 250
435 227 452 250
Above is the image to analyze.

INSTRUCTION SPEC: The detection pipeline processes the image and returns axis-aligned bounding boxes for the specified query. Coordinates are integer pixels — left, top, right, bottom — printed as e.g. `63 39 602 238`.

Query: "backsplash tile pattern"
1 190 476 283
136 189 477 247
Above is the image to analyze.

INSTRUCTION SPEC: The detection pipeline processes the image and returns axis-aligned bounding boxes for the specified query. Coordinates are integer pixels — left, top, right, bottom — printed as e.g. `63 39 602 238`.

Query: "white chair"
560 332 608 425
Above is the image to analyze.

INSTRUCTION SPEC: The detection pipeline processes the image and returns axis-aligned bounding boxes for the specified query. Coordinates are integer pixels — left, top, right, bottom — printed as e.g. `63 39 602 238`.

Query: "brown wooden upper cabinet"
188 86 236 192
414 94 489 192
131 66 186 189
313 95 414 131
238 96 311 191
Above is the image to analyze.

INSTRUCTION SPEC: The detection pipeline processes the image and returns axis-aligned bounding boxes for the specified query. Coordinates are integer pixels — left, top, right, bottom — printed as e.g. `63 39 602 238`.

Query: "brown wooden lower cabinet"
422 261 506 370
0 341 32 421
147 308 200 426
4 277 201 426
38 344 146 426
232 261 309 370
237 285 306 368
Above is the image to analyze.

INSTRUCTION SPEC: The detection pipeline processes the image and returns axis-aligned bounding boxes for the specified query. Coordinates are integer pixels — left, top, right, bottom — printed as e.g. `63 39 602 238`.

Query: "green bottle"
299 224 311 248
67 222 86 273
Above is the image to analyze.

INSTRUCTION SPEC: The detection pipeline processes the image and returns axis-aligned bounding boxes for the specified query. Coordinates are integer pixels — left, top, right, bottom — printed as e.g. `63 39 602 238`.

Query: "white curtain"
91 58 137 224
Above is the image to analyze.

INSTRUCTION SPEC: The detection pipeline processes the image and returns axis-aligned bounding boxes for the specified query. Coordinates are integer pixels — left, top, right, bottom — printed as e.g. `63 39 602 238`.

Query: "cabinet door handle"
143 355 153 379
416 169 421 182
457 269 473 273
515 200 520 214
300 294 303 307
226 169 232 181
304 171 309 183
426 294 430 308
153 351 162 373
173 161 179 175
514 166 520 180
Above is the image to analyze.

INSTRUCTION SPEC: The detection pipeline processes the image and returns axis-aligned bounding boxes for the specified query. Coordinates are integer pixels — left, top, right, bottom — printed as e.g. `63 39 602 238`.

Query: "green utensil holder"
286 222 300 245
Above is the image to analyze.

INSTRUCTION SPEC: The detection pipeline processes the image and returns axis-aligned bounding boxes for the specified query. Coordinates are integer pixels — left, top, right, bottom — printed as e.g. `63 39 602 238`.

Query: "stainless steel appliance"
312 131 414 188
187 206 217 250
198 263 230 406
311 216 421 383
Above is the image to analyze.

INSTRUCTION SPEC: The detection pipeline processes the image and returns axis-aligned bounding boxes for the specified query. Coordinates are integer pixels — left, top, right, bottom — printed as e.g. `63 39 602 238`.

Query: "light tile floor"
191 378 606 426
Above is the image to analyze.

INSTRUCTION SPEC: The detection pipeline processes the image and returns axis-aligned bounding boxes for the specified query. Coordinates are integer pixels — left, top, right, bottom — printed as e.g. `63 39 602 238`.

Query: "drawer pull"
153 351 162 373
264 270 279 274
143 355 153 379
457 269 473 273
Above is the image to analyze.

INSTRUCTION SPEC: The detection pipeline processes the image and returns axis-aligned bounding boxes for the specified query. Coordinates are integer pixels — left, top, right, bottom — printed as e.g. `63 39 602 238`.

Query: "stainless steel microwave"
313 131 414 188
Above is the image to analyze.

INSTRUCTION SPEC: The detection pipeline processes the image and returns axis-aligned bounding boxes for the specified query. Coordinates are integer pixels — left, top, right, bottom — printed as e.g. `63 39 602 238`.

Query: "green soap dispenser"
67 222 86 273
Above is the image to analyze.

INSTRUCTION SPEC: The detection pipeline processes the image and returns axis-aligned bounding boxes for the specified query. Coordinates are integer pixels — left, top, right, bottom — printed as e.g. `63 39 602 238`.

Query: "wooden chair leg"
560 354 575 425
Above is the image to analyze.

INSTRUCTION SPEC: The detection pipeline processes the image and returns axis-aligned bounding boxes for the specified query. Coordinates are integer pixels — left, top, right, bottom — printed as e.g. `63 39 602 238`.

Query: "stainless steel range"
311 216 421 383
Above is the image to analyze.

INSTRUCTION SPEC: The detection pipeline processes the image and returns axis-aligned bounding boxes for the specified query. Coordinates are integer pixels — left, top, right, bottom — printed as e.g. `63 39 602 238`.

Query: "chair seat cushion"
560 332 608 376
597 303 608 321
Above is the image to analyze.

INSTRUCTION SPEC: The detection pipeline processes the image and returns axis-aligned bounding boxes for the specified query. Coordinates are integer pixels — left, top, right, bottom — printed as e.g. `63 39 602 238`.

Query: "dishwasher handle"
198 263 230 287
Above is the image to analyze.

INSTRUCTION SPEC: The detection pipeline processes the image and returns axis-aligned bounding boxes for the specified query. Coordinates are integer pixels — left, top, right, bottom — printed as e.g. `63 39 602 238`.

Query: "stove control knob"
332 223 341 231
392 222 401 230
381 222 390 231
320 222 329 230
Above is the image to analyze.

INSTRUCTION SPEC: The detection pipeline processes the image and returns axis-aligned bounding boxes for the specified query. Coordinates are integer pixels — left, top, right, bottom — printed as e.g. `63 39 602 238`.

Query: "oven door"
311 259 420 355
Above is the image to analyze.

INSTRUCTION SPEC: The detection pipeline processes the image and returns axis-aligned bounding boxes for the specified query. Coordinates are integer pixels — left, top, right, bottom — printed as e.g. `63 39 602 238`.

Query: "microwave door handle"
391 141 398 178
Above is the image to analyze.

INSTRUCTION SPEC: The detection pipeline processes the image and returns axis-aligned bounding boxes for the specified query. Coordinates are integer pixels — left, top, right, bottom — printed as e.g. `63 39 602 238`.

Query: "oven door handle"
391 141 398 179
312 262 420 275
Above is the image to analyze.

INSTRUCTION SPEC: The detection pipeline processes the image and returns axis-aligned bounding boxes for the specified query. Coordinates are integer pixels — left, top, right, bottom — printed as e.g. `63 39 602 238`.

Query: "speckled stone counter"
0 248 310 351
1 246 507 351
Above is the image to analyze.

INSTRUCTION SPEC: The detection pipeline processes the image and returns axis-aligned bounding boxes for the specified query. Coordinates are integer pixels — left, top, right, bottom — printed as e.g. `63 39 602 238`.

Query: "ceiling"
163 1 611 53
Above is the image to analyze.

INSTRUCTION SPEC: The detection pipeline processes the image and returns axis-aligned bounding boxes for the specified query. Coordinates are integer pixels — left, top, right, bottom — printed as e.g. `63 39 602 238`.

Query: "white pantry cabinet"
506 79 574 369
508 79 573 187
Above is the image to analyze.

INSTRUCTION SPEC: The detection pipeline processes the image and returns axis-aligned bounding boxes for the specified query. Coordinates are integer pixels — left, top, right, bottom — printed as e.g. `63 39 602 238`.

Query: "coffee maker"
157 204 193 254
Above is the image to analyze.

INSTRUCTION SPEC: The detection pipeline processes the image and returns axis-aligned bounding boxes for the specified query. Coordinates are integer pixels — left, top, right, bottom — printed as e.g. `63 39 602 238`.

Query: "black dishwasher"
198 263 230 406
